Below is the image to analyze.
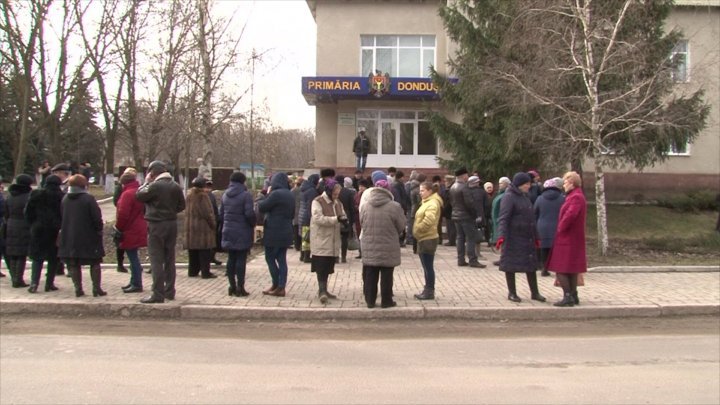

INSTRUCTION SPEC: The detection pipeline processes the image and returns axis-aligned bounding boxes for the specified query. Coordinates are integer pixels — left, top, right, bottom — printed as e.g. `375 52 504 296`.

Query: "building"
302 0 719 199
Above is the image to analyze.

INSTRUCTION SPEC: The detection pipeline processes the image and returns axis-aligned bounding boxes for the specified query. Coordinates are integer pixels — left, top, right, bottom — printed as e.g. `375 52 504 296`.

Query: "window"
667 141 690 156
671 40 688 83
357 109 438 156
360 35 436 77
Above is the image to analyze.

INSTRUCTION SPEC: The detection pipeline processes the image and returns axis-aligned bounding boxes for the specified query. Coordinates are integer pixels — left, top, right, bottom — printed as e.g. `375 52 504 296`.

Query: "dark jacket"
450 179 476 221
0 191 5 251
528 182 543 204
391 180 410 213
490 189 506 243
220 182 256 251
533 187 565 249
24 183 64 260
467 184 487 225
337 186 356 231
352 135 371 156
58 190 104 260
135 172 185 222
298 174 320 227
497 184 538 273
4 183 32 257
115 180 148 250
258 172 295 247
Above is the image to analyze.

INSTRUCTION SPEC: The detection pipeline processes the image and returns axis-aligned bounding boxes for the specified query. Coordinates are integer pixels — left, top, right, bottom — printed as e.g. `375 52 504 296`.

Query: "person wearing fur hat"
24 174 64 293
310 179 346 303
495 172 545 303
115 171 148 293
4 174 34 287
58 174 106 297
136 160 186 304
534 177 566 277
449 168 486 268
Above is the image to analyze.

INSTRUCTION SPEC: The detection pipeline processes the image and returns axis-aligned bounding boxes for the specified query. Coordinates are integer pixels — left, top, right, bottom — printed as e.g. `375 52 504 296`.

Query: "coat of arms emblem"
368 70 390 98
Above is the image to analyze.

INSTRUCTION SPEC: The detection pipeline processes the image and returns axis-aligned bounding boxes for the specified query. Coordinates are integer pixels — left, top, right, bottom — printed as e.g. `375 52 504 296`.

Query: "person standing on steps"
58 175 106 298
220 172 256 297
24 174 64 293
310 179 346 304
545 171 587 307
413 181 443 300
3 174 34 288
495 172 545 303
352 128 371 172
135 160 186 304
259 172 295 297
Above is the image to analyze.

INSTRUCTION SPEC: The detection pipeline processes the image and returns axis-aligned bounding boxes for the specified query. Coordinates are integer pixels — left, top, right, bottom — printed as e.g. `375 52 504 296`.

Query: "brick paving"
1 243 718 320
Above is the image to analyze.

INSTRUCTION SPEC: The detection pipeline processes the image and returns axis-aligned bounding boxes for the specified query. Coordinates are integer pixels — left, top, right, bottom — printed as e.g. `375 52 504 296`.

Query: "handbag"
347 229 360 251
112 226 124 247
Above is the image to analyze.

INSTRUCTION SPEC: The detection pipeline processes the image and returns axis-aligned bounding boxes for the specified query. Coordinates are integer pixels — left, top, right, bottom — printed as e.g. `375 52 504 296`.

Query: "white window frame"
360 35 436 77
667 141 691 156
671 39 689 83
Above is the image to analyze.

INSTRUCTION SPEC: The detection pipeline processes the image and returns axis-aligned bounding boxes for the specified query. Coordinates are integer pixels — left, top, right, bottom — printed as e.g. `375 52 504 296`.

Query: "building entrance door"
372 120 415 167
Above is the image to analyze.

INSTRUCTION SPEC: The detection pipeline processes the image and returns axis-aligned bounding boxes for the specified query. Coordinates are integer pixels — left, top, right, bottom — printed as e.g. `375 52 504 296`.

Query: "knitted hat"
512 172 532 187
120 172 137 185
371 170 387 185
528 170 540 179
324 178 338 198
498 176 511 185
344 177 353 188
375 179 391 190
45 174 62 186
543 178 557 189
553 177 563 189
14 174 34 187
468 175 480 186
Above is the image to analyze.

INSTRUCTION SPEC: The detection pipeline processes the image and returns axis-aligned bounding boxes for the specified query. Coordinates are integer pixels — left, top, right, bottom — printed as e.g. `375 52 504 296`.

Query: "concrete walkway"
1 245 718 321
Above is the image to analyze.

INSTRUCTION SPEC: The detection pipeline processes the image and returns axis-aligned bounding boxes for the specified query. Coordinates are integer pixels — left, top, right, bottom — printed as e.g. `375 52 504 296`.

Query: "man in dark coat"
534 178 566 276
24 174 64 292
496 172 545 303
335 175 356 263
3 174 34 287
135 160 186 304
258 172 295 297
352 128 371 172
298 174 320 263
450 168 485 268
220 171 256 296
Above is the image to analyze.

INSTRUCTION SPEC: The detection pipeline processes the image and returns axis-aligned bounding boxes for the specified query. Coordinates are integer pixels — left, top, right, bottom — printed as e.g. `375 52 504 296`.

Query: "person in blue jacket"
258 172 295 297
220 172 256 297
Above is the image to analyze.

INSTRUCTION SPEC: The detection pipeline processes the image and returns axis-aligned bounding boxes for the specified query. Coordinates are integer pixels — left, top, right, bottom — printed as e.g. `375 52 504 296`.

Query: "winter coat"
359 187 405 268
450 179 476 221
497 184 538 273
391 180 410 213
184 187 216 250
4 183 32 256
220 182 256 251
413 192 443 242
528 182 543 204
298 174 320 227
58 189 104 261
337 186 356 231
258 172 295 247
292 185 302 226
135 172 185 222
24 183 64 260
467 185 487 225
310 193 345 257
115 180 148 250
533 187 565 249
490 189 506 243
545 187 587 274
408 180 422 217
352 135 371 156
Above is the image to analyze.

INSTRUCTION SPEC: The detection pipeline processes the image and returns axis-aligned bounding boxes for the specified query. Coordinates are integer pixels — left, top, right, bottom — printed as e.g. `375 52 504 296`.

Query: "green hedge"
656 190 719 212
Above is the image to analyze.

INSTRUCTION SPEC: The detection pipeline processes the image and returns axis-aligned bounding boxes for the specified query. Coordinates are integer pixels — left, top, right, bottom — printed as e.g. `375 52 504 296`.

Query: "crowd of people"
0 160 588 308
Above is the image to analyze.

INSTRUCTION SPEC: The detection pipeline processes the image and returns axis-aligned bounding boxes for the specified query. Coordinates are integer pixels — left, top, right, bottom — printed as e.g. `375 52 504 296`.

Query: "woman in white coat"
310 178 347 304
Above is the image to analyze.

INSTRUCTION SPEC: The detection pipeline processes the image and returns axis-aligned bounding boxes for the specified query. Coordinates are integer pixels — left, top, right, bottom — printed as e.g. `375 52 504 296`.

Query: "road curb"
590 266 719 273
2 300 717 321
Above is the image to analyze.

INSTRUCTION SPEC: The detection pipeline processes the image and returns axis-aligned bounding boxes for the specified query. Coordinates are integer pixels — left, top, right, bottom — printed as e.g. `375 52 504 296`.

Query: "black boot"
228 276 237 296
90 265 107 297
553 293 575 307
45 261 58 291
572 291 580 305
69 266 84 297
303 252 311 263
527 272 546 302
28 261 41 293
236 284 250 297
318 281 329 304
414 288 435 300
506 272 521 302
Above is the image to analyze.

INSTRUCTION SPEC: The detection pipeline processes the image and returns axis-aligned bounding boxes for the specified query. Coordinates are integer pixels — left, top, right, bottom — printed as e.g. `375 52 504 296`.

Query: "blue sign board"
301 76 457 104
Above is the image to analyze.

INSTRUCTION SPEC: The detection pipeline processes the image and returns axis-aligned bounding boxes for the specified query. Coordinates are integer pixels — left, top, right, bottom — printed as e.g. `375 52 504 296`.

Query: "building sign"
338 112 355 126
302 75 457 104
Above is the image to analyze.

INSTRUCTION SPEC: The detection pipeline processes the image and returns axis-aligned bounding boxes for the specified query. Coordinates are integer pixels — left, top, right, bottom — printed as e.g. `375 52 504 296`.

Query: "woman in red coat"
115 172 148 293
545 171 587 307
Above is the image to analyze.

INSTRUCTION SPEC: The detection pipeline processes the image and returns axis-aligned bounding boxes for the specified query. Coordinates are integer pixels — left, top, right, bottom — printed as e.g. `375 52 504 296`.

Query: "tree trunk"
13 77 32 176
593 151 609 256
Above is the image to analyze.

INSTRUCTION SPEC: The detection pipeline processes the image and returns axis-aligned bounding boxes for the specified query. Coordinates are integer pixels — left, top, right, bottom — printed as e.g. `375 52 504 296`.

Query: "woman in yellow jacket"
413 181 443 300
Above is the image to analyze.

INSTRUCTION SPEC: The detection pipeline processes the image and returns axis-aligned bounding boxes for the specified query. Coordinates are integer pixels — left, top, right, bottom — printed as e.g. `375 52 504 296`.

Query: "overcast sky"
225 1 317 130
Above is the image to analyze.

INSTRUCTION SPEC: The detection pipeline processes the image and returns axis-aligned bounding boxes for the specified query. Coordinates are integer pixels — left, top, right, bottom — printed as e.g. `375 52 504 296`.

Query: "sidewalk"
2 245 718 321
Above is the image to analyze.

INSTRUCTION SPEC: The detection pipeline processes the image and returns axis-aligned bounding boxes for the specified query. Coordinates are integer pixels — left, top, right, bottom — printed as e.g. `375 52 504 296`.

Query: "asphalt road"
1 316 718 404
